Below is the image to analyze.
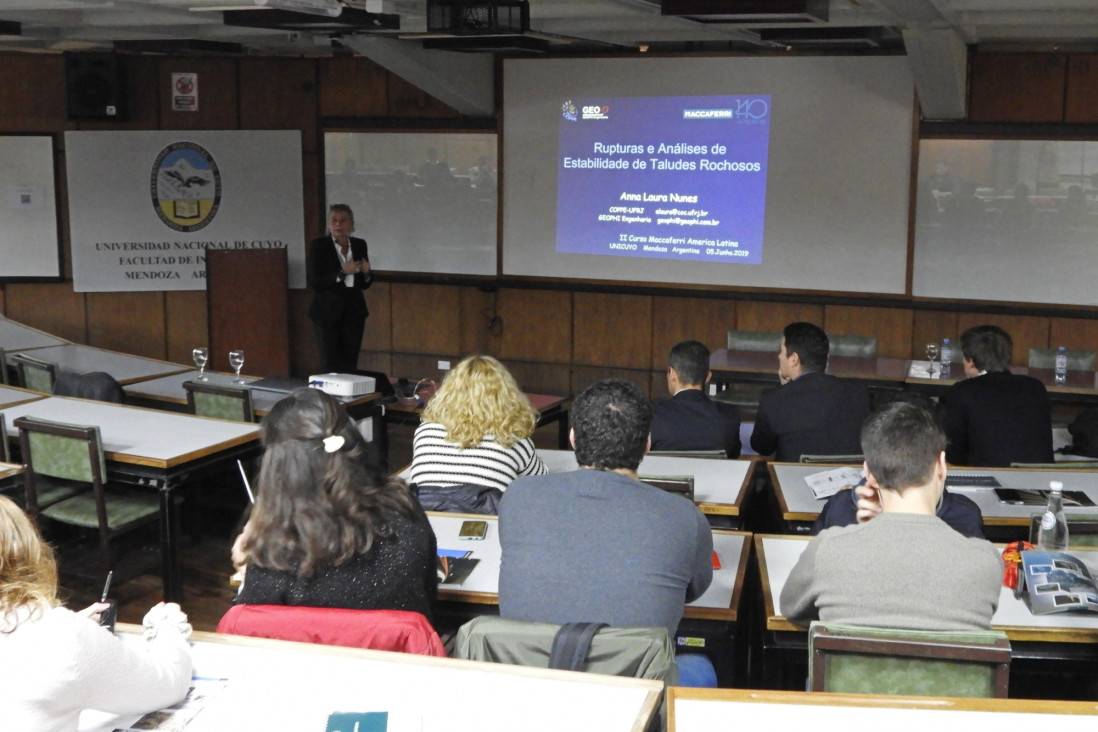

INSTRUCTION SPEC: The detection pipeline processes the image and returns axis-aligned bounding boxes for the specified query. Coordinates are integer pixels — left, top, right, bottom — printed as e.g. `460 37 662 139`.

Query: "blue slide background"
555 95 770 265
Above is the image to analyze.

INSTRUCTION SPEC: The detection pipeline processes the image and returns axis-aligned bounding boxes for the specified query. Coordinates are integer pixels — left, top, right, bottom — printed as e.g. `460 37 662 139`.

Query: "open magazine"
1019 550 1098 614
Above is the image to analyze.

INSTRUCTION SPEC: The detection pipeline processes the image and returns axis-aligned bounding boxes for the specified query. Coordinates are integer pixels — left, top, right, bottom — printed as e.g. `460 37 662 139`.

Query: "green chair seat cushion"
43 490 159 530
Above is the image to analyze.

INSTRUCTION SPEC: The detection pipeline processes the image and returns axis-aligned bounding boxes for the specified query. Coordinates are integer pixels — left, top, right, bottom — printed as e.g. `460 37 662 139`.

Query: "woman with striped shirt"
410 355 547 492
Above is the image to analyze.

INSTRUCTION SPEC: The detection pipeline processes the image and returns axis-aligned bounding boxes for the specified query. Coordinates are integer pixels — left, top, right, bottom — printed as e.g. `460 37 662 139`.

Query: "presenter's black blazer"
306 235 371 324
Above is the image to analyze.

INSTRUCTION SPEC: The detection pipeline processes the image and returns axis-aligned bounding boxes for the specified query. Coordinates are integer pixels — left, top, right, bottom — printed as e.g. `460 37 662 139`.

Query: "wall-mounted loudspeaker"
65 52 126 120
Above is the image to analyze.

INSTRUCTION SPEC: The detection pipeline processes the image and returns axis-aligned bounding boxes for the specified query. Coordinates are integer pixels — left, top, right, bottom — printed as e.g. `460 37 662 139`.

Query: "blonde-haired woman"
410 355 547 493
0 496 192 732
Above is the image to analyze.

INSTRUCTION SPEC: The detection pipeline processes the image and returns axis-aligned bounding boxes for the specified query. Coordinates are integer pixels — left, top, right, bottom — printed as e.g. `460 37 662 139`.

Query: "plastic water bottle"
939 338 951 378
1055 346 1068 385
1037 481 1069 552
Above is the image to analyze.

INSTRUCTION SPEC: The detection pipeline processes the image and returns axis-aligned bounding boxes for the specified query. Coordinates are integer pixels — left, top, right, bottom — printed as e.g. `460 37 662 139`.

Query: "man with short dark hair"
498 378 713 638
780 401 1002 631
650 340 741 457
942 324 1053 467
750 322 870 462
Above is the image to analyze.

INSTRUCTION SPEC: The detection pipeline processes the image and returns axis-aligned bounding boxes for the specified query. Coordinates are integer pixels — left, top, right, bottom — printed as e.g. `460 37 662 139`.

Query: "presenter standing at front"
308 204 371 373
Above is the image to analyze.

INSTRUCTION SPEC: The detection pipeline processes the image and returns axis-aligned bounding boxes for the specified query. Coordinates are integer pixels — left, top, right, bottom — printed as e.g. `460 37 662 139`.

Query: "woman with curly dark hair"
232 388 437 620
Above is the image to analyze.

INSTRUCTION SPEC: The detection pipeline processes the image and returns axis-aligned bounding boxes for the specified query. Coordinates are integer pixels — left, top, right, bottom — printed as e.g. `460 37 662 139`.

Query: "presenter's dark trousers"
313 292 367 374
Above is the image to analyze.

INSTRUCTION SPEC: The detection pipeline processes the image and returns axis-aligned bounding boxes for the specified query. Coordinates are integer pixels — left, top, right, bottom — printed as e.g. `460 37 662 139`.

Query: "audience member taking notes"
650 340 741 457
941 324 1054 467
750 322 870 462
232 388 437 622
0 496 192 732
780 401 1003 631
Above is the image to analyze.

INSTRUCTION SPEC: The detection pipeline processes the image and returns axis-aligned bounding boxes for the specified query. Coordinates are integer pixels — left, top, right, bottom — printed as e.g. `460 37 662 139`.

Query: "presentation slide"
503 56 916 295
556 95 770 265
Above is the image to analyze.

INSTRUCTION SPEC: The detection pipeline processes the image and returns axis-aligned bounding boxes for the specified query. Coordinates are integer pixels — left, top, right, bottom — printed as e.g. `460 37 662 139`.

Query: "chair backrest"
1029 347 1096 371
184 381 255 422
1028 513 1098 547
1011 461 1098 469
53 371 125 404
800 454 864 464
828 335 878 358
0 347 6 385
14 416 106 516
11 354 58 392
637 474 695 502
216 605 446 657
647 449 727 459
808 622 1011 698
0 413 8 463
454 615 678 685
727 330 782 352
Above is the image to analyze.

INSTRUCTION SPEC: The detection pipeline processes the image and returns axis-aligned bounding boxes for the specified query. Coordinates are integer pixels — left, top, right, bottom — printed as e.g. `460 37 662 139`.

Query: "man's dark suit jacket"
942 370 1053 467
750 371 871 462
306 235 371 324
650 389 742 458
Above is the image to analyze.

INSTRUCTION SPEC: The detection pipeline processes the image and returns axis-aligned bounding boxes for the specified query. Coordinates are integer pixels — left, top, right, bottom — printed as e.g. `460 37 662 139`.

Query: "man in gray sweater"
780 401 1003 630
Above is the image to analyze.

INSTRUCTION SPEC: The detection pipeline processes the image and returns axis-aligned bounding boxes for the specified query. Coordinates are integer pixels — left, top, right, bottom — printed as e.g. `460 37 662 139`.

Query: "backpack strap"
549 622 609 672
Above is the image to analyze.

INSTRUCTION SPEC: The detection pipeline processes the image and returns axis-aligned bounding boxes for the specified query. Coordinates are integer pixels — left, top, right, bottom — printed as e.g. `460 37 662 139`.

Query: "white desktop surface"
0 316 68 351
0 384 45 408
0 396 258 465
79 627 661 732
429 513 747 618
772 463 1098 523
7 343 189 385
758 535 1098 638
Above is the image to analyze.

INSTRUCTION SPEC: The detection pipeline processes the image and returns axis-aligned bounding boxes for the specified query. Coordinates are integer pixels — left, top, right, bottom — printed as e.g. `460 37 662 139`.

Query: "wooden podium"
205 249 290 377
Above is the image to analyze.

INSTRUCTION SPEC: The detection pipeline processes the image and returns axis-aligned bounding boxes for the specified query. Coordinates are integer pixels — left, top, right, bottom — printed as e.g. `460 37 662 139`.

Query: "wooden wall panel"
289 289 319 376
970 53 1067 123
497 288 572 364
955 312 1049 367
6 283 88 343
358 351 393 377
0 54 68 132
157 57 239 130
239 58 317 151
361 280 392 353
650 295 736 367
87 292 166 359
501 360 572 396
459 286 496 357
318 57 388 118
303 151 323 243
165 290 206 365
573 292 651 369
572 366 651 397
735 301 823 335
1049 317 1098 353
1065 54 1098 123
386 74 460 118
76 55 159 131
911 310 959 359
824 305 912 359
392 353 458 383
390 283 462 355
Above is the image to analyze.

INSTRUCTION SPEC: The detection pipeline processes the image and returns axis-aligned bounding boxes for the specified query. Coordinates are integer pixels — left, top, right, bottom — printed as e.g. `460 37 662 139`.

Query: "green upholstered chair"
11 353 58 393
0 347 7 385
15 416 160 579
647 449 727 459
184 380 255 422
1028 513 1098 547
0 413 8 464
800 454 864 464
808 622 1011 698
1029 347 1096 372
828 334 878 358
727 330 782 352
1011 462 1098 469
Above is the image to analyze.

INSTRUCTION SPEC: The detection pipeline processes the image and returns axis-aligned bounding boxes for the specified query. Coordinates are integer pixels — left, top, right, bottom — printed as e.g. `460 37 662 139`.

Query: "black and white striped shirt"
409 421 547 492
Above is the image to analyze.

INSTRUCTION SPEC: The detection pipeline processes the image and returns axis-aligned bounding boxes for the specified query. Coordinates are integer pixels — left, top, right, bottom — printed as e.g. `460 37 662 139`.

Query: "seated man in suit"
942 324 1053 467
650 340 741 457
750 322 871 462
781 401 1003 631
498 378 715 684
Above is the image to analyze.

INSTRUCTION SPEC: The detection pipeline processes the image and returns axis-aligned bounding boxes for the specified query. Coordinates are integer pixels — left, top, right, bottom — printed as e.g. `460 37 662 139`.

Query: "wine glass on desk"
925 342 939 377
192 347 209 382
229 350 245 384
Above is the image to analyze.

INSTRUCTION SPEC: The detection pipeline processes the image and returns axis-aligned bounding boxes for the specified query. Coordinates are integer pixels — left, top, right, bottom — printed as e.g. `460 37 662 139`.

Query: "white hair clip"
322 435 345 453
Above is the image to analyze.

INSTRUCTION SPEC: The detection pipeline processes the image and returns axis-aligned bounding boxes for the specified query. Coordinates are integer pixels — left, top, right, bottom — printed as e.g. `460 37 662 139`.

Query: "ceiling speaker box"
65 52 126 121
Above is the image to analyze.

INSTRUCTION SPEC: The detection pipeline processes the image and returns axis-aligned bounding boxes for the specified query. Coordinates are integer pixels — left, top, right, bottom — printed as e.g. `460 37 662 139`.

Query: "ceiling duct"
222 7 399 32
426 0 528 35
661 0 828 23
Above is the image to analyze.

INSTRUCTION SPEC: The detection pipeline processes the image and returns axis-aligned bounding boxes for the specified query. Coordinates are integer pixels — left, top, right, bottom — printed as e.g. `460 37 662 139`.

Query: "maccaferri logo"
150 141 221 232
561 99 578 122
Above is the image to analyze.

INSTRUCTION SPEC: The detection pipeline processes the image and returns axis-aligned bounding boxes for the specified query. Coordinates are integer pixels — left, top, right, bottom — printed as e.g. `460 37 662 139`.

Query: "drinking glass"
925 342 939 377
192 347 209 382
229 350 245 384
